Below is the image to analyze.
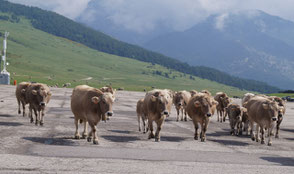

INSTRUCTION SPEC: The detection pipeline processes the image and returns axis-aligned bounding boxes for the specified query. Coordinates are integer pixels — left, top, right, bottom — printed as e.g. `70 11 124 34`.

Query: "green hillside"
0 0 279 93
0 14 249 96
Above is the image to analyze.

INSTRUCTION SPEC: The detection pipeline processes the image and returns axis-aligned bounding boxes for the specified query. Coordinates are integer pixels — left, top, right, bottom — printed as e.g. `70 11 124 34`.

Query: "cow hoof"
275 134 279 138
194 136 198 140
251 137 255 141
176 119 179 122
184 118 187 121
256 138 260 142
40 122 44 126
30 118 34 123
87 137 92 142
261 140 265 144
93 139 99 145
107 117 110 120
18 110 21 114
155 138 160 142
143 131 146 134
201 138 206 142
82 134 87 139
268 142 272 146
148 133 155 139
35 121 38 126
75 135 80 139
181 119 184 121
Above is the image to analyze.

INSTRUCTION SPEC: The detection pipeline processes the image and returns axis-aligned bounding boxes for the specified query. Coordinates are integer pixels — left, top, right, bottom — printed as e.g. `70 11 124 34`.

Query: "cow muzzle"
163 111 169 115
40 102 46 106
272 117 277 121
206 113 212 117
107 112 113 117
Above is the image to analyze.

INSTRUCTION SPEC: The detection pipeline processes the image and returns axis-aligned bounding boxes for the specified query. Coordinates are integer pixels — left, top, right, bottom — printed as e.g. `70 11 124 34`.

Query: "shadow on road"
285 138 294 141
0 114 15 118
281 128 294 133
23 137 77 146
0 121 23 126
260 157 294 166
160 136 187 142
109 130 131 134
207 131 230 137
211 139 249 146
101 135 140 142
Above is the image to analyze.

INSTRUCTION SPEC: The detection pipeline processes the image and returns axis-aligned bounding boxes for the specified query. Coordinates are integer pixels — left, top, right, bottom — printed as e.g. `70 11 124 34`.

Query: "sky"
7 0 294 33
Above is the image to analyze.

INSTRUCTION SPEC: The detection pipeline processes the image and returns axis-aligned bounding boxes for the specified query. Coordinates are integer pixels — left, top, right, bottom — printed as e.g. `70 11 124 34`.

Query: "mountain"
0 0 279 93
143 10 294 89
0 11 251 96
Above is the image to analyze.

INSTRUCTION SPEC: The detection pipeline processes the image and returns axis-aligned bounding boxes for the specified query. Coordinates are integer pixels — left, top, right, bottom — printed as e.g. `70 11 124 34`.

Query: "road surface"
0 85 293 173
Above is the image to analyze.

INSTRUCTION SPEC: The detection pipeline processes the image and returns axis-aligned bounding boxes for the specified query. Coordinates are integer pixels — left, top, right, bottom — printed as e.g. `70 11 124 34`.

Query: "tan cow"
71 85 115 144
240 107 249 135
226 104 243 135
244 96 282 146
136 98 148 133
26 83 51 126
214 92 231 122
143 89 170 142
173 90 191 121
241 93 255 106
15 82 31 117
186 93 213 142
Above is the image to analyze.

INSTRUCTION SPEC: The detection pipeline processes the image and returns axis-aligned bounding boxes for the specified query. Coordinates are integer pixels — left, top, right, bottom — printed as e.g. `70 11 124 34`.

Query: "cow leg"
217 110 220 122
82 121 88 139
201 119 209 142
155 118 164 142
230 120 235 135
250 121 255 141
260 127 265 144
176 109 180 122
180 108 184 121
87 130 92 142
34 109 38 125
74 118 80 139
89 123 98 145
237 122 242 136
137 114 141 132
148 120 155 139
17 99 21 114
21 101 26 117
223 110 227 122
268 125 273 146
255 125 260 142
220 111 223 123
142 118 147 134
184 109 188 121
40 110 45 126
193 118 199 140
28 105 33 123
275 116 283 138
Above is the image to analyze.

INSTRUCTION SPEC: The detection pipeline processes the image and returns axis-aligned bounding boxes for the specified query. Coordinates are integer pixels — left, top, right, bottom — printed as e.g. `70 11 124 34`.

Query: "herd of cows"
14 82 286 146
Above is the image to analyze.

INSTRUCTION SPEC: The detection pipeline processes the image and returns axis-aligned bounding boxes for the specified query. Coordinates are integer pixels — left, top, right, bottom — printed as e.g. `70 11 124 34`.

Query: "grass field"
0 14 249 96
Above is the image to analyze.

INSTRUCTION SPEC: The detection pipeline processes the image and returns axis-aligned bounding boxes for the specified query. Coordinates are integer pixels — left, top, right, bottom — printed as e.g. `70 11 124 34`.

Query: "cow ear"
194 101 201 107
262 103 269 109
21 89 26 94
241 107 247 113
151 95 157 102
32 90 37 95
92 96 100 104
47 91 52 96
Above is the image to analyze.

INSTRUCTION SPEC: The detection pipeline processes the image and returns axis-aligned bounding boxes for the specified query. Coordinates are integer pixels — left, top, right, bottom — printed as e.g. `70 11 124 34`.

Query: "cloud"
7 0 294 33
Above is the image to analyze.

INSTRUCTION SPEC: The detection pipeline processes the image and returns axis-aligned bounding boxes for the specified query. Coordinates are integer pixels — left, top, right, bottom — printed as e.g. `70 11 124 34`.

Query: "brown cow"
190 90 198 97
244 96 282 146
214 92 231 122
226 104 243 135
15 82 31 117
136 98 148 133
143 89 170 142
173 90 191 121
240 107 249 135
26 83 51 126
186 93 213 142
268 96 286 138
71 85 115 144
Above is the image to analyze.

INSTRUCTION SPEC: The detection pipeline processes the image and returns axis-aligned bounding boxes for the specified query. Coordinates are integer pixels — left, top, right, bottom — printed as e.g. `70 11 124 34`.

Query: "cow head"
194 96 212 117
262 101 279 121
220 96 231 108
229 105 242 121
174 92 185 109
31 87 51 108
151 92 169 116
92 92 115 117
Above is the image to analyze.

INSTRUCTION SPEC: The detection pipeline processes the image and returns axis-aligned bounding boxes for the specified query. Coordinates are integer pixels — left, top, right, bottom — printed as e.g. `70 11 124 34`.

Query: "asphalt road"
0 85 293 173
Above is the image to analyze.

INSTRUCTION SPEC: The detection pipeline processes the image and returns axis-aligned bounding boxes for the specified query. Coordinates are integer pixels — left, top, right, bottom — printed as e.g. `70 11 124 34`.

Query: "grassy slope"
0 16 248 96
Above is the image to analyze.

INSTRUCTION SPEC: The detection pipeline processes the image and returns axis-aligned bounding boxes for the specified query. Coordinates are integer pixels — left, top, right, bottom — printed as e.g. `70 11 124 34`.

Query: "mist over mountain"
143 10 294 89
